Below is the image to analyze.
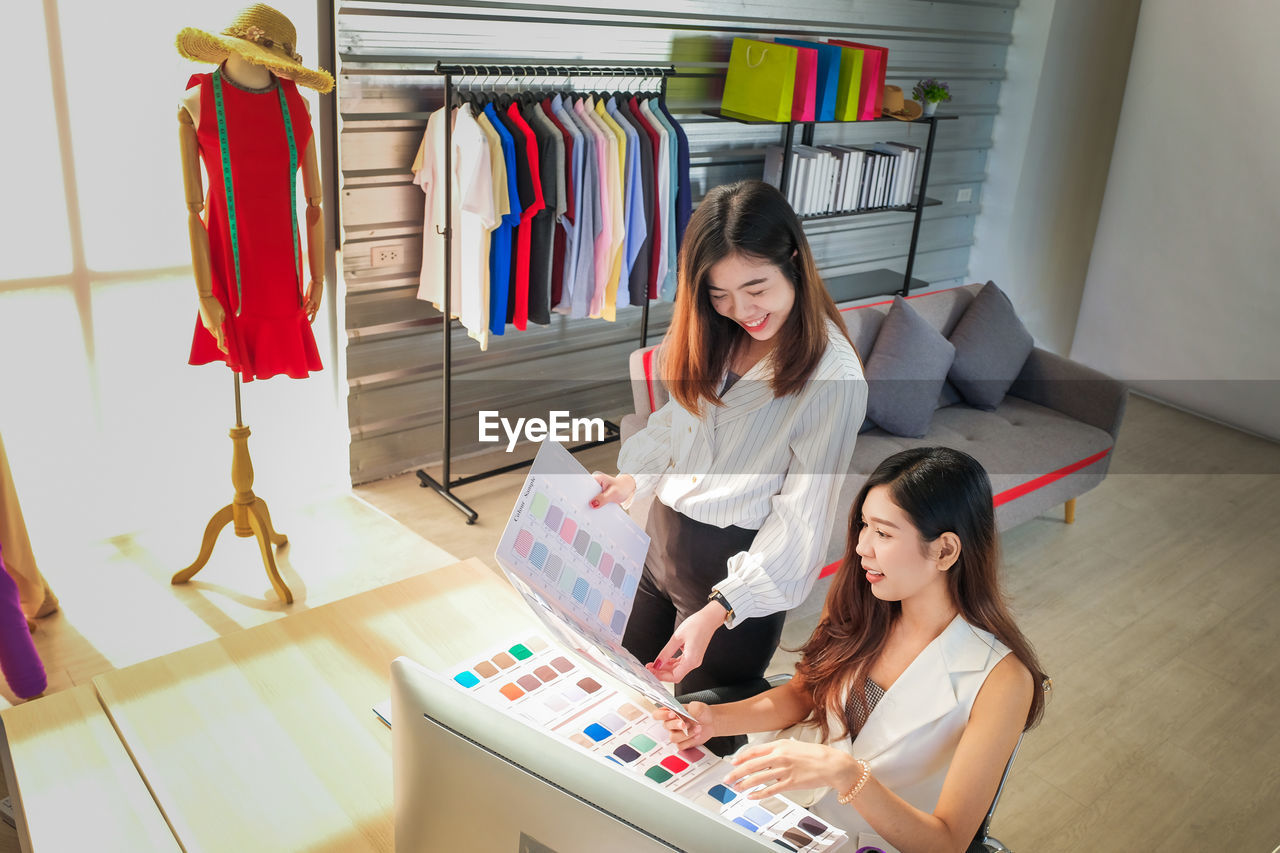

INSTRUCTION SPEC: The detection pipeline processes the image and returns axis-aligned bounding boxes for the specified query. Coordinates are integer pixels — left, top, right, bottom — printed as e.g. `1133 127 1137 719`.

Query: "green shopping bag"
721 38 796 122
833 44 865 121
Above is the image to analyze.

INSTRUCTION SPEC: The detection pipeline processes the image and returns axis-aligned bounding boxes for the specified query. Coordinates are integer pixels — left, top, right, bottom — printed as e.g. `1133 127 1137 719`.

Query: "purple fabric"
0 543 46 699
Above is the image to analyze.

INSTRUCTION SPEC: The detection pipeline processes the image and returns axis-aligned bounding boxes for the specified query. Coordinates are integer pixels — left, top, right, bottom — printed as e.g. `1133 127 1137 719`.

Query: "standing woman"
593 179 866 694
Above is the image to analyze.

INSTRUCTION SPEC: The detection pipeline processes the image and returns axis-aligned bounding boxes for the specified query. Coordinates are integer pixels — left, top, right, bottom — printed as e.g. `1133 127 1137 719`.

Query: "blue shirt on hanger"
560 98 601 320
607 96 647 310
484 102 522 336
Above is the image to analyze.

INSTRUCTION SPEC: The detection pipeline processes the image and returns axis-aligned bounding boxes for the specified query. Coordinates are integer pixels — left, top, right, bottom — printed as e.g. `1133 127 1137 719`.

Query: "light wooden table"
90 558 534 852
0 683 180 852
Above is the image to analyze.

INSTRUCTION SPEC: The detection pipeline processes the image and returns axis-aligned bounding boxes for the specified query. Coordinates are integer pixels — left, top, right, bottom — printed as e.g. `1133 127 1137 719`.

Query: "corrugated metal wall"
335 0 1017 484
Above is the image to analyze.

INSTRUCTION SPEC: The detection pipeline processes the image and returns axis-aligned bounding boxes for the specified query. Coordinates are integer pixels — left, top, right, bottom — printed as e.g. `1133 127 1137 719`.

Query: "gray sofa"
620 282 1127 570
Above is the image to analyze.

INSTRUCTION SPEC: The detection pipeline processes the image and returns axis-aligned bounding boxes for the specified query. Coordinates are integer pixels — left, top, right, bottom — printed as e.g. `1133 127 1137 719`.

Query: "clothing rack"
417 61 676 523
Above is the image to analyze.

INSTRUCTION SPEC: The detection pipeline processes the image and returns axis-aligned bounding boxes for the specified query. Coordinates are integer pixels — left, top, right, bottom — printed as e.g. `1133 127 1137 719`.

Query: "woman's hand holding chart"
495 441 696 724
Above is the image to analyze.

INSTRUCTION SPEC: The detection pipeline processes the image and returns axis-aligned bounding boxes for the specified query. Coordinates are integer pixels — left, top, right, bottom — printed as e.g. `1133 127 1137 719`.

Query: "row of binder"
765 142 921 217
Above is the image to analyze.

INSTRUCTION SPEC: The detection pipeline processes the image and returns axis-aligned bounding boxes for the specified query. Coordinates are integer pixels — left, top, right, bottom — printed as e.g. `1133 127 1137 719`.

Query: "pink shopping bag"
787 42 818 121
830 40 887 119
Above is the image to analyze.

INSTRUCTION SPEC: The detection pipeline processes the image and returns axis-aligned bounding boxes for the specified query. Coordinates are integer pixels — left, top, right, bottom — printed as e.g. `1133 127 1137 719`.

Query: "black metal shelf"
704 105 951 298
826 269 929 304
702 109 959 125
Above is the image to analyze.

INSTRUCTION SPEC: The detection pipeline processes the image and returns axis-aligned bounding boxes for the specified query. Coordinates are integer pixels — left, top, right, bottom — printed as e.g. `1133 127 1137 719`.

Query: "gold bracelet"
837 758 871 804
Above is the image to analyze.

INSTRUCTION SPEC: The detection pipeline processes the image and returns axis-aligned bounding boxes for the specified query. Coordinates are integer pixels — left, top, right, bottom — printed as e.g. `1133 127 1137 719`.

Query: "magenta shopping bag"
787 42 817 121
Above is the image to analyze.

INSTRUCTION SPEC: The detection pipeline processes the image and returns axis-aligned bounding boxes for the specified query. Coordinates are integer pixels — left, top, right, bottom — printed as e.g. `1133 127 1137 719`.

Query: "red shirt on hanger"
507 101 545 330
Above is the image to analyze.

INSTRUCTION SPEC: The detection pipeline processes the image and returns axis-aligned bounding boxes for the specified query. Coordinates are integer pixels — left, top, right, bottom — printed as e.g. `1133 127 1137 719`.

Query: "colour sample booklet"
446 633 849 852
494 439 694 722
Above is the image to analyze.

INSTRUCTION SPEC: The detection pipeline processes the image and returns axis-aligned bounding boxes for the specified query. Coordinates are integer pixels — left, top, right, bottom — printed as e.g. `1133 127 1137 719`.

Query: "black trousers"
622 499 786 696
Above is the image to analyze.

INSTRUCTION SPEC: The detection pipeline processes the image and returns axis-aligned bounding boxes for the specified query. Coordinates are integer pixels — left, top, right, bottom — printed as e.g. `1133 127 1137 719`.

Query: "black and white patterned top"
845 677 886 734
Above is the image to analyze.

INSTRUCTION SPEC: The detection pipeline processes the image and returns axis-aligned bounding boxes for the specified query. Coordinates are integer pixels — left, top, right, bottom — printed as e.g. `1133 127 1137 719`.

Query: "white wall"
0 0 350 549
1070 0 1280 439
969 0 1142 355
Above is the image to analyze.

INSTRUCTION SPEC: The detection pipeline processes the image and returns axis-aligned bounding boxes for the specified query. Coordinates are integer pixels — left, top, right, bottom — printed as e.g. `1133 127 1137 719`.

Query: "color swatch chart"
505 579 687 721
449 634 848 853
494 440 688 721
496 440 649 647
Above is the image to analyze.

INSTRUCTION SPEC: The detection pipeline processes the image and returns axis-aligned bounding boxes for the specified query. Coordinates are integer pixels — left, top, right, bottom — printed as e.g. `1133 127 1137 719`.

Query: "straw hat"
176 4 334 93
882 85 923 121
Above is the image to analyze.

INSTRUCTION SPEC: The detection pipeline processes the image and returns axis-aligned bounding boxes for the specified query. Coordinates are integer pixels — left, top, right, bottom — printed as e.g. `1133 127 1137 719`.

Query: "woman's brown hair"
796 447 1047 741
661 180 850 415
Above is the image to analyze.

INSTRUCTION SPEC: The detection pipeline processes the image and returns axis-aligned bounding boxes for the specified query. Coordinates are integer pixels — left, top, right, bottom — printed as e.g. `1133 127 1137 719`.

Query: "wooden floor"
0 492 460 851
3 394 1278 851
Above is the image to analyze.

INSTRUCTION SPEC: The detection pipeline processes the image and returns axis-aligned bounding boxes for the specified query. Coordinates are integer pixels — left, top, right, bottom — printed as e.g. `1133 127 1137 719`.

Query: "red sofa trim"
642 347 657 413
991 448 1111 507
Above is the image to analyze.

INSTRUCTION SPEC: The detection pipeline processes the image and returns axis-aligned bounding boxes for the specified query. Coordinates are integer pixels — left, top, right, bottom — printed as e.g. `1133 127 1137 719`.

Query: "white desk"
0 684 180 852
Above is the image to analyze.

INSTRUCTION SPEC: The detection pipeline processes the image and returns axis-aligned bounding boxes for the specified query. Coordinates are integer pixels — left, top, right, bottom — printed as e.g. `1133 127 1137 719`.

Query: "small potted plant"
912 78 951 116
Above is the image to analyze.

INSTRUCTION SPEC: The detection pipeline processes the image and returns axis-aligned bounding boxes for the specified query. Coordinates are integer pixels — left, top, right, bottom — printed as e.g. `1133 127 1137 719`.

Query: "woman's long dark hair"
662 179 850 415
796 447 1047 740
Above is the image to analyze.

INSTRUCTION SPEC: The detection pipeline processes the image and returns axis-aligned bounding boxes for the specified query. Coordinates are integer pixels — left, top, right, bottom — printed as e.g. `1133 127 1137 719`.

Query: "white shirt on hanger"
413 103 496 345
646 100 680 301
473 109 510 351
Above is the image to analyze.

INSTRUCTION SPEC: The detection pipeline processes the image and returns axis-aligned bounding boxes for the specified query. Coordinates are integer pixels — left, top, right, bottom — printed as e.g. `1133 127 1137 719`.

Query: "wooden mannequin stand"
172 374 292 603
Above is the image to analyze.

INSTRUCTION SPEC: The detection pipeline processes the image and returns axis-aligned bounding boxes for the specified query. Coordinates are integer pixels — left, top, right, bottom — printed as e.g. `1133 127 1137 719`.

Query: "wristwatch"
708 590 734 623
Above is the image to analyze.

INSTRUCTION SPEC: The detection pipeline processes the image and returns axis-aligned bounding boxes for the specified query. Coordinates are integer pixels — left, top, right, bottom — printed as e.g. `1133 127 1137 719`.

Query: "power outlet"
956 188 973 203
370 245 401 267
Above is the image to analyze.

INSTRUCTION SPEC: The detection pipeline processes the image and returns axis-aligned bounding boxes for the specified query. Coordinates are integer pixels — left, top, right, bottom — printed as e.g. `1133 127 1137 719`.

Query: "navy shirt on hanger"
656 99 693 251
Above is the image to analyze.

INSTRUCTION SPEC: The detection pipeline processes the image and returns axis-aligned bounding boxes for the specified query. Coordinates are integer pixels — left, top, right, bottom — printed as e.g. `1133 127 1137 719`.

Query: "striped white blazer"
617 320 866 623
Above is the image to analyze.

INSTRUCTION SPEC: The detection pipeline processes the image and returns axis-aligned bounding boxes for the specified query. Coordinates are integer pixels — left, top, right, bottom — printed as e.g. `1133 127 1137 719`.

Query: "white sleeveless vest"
793 615 1012 848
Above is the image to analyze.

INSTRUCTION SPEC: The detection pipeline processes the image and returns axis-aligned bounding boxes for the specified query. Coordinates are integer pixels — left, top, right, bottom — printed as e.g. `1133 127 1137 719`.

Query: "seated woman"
656 447 1047 853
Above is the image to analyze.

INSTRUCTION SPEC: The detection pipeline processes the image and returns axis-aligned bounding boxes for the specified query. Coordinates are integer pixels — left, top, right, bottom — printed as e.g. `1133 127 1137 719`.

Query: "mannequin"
178 52 326 357
170 5 335 603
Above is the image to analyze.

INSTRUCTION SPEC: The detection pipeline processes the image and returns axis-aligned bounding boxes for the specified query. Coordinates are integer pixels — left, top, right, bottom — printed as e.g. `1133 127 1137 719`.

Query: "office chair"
972 674 1051 852
969 732 1022 852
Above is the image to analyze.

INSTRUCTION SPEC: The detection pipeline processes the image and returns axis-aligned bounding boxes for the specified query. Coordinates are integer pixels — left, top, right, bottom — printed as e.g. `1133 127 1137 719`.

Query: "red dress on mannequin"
186 70 323 381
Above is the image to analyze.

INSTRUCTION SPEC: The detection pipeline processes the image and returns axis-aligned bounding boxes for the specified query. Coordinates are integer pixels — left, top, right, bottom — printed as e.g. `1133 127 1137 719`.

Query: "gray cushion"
863 296 956 437
947 281 1034 411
